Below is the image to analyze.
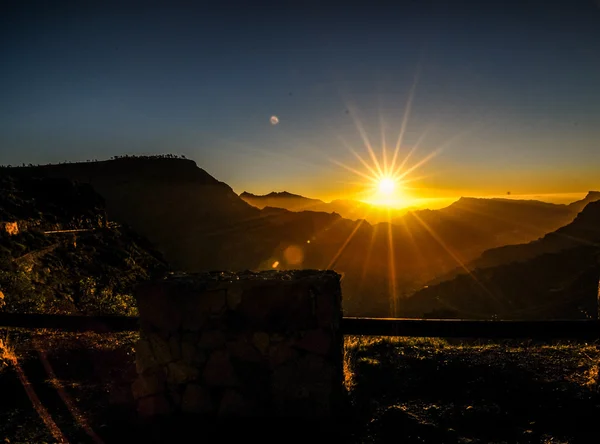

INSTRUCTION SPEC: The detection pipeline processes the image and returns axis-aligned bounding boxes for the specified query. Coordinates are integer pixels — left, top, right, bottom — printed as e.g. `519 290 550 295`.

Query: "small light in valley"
272 261 279 268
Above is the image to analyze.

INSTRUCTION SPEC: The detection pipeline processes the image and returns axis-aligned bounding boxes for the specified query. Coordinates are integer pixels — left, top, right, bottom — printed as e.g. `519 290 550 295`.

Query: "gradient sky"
2 0 600 207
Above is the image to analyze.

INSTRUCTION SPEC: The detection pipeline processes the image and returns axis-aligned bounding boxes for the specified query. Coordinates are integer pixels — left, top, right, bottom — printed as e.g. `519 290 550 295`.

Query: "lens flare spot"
270 115 279 125
283 245 304 265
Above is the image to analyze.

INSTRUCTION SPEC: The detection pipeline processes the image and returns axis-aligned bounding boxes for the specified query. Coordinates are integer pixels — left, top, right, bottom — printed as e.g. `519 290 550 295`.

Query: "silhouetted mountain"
7 158 266 272
405 201 600 319
471 200 600 269
404 246 599 319
402 196 586 255
240 190 410 224
568 191 600 213
6 157 597 317
240 191 325 211
241 190 584 255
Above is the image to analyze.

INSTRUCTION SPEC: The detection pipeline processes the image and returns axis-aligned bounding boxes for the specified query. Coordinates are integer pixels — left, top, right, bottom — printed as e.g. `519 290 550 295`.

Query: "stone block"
267 342 299 369
218 389 256 417
135 283 182 332
168 387 183 410
315 288 340 329
294 329 332 356
169 336 182 361
135 338 158 374
181 384 214 414
235 282 315 331
226 283 243 310
148 333 173 366
203 350 238 387
197 330 226 349
181 310 209 332
137 394 171 418
167 361 200 385
186 290 227 318
227 339 263 364
181 342 205 365
134 271 343 419
252 332 269 354
132 372 166 400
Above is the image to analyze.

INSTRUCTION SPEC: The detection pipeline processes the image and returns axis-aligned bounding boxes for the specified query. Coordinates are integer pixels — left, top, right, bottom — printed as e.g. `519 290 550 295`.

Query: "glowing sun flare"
378 177 396 195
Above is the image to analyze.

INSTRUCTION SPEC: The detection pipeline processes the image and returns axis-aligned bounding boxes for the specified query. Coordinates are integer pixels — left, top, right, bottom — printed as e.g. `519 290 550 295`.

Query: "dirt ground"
1 331 599 443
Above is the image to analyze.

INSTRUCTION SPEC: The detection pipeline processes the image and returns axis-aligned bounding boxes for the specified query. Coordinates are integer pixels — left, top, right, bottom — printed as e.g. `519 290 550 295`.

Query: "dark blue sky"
2 0 600 205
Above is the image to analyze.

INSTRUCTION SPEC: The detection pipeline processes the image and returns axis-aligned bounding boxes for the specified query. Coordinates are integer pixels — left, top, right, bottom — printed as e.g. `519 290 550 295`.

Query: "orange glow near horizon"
331 139 436 210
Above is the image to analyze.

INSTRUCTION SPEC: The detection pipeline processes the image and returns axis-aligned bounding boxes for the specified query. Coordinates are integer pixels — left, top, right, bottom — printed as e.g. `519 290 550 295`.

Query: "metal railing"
1 313 599 339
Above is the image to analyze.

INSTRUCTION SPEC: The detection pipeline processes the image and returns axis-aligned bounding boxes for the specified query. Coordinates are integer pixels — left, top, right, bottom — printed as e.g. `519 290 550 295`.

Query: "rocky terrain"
0 172 168 315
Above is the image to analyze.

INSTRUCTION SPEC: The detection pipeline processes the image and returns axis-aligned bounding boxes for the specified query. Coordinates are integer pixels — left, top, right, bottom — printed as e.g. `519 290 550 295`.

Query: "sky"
2 0 600 208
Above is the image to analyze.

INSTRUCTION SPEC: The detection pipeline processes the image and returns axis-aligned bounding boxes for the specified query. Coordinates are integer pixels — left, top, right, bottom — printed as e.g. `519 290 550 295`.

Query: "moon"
270 115 279 125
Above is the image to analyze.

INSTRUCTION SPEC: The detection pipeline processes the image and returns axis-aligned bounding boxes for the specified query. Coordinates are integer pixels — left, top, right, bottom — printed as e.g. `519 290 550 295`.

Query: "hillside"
430 197 600 283
472 198 600 269
568 190 600 213
0 173 106 231
404 201 600 319
8 157 270 272
397 195 596 261
7 157 596 317
0 173 168 315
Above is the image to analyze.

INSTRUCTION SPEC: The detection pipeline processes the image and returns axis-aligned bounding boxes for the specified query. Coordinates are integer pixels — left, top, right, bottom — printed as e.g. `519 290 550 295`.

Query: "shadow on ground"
2 332 600 443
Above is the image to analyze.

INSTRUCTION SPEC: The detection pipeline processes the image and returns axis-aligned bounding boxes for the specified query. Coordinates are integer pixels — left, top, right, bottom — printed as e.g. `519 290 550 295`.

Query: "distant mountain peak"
241 191 307 199
267 191 305 198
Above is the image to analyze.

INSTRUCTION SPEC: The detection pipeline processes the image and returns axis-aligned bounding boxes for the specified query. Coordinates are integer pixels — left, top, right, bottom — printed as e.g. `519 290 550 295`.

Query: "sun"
378 177 396 195
329 96 441 210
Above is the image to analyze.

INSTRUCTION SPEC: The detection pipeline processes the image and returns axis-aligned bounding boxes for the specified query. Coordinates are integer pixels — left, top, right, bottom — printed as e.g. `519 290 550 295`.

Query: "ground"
1 331 599 443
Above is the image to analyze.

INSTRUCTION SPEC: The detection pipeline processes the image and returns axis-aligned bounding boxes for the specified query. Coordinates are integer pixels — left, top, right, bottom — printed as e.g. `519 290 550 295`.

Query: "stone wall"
132 270 344 420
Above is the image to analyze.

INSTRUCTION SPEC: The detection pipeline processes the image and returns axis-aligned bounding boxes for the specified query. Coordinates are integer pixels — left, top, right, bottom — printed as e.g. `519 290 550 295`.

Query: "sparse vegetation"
0 226 168 315
0 334 17 371
344 336 600 443
1 333 600 442
0 173 168 315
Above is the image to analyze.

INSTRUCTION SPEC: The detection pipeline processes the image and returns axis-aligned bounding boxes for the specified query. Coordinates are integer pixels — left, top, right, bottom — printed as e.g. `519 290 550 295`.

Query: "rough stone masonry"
132 270 345 419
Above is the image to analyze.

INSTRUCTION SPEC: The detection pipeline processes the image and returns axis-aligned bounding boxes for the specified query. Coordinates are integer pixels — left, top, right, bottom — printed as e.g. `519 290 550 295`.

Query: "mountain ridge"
5 156 597 317
407 200 600 319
